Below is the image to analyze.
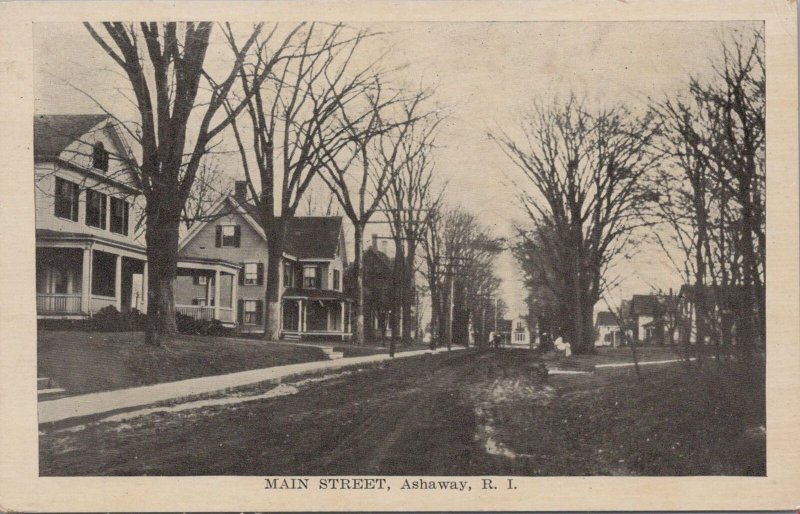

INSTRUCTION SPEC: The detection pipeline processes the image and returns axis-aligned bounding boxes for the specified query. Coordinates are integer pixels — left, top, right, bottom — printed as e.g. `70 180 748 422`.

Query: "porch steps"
38 378 68 400
321 347 344 360
283 333 301 341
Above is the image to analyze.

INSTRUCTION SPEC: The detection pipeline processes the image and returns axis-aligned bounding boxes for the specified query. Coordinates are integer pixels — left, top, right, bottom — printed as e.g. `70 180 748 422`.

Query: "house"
35 116 351 340
629 294 669 344
492 318 513 344
677 284 764 346
595 311 621 347
349 236 394 341
508 317 531 347
176 182 351 340
34 114 149 318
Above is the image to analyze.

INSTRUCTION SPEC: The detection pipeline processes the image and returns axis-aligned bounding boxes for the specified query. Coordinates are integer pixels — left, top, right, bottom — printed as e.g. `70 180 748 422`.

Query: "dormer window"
92 142 109 172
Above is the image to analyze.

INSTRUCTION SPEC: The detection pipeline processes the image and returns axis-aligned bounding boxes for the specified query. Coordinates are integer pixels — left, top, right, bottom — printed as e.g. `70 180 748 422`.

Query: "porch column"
340 302 345 332
81 246 92 314
231 270 239 322
114 254 122 310
141 261 148 313
297 300 303 332
214 268 221 320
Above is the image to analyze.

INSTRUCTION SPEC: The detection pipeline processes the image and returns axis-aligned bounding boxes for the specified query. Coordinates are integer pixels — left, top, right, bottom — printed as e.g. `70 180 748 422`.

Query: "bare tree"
379 110 442 346
652 28 764 362
85 22 270 345
227 23 376 341
492 96 660 354
317 85 432 346
182 155 231 229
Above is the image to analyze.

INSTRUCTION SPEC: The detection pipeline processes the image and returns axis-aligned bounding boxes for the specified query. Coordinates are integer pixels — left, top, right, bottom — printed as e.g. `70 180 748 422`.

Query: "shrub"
175 313 227 336
91 306 147 332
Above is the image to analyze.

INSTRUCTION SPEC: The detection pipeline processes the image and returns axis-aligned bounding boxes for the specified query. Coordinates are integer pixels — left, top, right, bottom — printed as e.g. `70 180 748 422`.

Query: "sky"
33 21 758 319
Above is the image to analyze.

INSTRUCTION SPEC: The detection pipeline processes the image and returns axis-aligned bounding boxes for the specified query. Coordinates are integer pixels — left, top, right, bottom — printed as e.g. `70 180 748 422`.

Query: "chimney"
234 181 248 203
372 233 378 250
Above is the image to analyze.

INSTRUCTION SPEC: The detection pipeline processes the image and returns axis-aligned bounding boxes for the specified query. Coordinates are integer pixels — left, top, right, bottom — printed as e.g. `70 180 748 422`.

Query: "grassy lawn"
38 330 328 395
40 348 764 475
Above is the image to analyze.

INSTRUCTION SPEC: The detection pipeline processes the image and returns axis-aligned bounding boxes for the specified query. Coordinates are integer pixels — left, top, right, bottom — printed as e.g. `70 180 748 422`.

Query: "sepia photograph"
0 0 797 511
32 18 768 477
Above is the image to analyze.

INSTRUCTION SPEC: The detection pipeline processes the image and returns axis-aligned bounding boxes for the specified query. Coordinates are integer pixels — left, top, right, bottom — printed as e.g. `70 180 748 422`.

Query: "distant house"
177 182 351 340
493 318 513 344
350 235 394 340
677 284 763 346
595 311 622 347
629 294 669 345
509 317 531 347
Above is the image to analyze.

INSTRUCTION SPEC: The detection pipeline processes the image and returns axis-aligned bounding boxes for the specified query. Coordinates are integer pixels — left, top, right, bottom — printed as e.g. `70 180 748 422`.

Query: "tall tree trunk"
401 248 415 344
144 208 180 346
353 223 366 346
264 220 285 341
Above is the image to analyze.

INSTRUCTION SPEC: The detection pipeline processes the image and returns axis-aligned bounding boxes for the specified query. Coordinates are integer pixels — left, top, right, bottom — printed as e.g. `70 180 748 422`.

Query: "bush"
175 313 227 336
91 306 148 332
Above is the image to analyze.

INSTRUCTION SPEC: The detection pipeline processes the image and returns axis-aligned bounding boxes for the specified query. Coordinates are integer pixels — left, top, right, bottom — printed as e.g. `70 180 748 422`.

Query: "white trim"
177 196 267 252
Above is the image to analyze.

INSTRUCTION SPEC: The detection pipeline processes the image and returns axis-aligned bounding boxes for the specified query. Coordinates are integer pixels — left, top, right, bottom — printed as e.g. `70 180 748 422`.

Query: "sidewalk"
38 346 460 424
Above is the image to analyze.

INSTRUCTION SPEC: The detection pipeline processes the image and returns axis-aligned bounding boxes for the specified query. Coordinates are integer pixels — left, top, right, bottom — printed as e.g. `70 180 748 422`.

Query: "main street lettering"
400 479 470 491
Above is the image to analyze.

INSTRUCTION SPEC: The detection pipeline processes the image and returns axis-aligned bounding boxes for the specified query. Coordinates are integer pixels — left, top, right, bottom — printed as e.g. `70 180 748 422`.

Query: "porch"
36 241 147 318
174 259 240 326
281 288 352 341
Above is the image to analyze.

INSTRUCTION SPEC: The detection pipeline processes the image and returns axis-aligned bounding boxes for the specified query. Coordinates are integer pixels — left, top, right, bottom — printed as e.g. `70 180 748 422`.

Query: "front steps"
321 347 344 360
37 377 67 400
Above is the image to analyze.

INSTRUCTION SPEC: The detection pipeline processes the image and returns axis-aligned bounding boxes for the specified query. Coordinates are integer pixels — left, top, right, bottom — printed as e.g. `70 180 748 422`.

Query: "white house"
508 317 532 347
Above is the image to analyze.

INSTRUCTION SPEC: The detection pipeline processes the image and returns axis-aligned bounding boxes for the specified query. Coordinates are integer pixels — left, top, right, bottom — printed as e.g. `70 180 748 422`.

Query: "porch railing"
175 304 215 321
37 294 82 314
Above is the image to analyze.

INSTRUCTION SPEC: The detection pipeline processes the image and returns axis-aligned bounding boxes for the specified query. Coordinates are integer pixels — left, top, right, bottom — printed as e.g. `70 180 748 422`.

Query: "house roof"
678 284 762 306
630 294 664 316
240 202 343 260
595 311 618 326
34 114 110 158
284 217 343 260
496 319 513 333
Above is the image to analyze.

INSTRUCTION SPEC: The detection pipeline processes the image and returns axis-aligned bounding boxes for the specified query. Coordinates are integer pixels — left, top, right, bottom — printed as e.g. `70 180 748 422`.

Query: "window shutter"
234 225 241 247
193 275 199 286
71 184 80 221
237 299 244 324
215 225 222 247
316 266 322 289
255 300 264 325
257 263 264 286
238 265 245 286
100 195 107 229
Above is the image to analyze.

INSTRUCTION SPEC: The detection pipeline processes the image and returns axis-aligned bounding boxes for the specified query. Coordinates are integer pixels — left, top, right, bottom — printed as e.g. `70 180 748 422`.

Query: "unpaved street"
39 348 764 476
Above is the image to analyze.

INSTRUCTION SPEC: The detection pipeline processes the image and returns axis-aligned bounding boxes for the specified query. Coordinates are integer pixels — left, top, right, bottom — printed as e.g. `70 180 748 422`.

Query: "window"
244 263 259 285
303 266 320 289
244 300 258 324
110 197 129 235
192 298 208 307
92 142 109 172
333 269 340 291
85 189 107 229
283 262 293 288
54 177 79 221
216 224 240 247
192 275 208 285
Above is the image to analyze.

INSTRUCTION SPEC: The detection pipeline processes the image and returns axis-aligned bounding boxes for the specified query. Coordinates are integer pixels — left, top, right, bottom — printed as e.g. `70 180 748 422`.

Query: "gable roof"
179 195 344 261
284 217 343 260
34 114 110 158
596 311 617 326
630 294 664 317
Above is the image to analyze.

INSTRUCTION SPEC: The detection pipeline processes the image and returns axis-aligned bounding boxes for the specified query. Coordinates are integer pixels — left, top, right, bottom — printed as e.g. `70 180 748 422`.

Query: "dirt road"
39 348 764 476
